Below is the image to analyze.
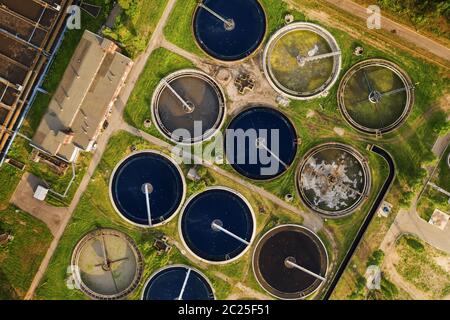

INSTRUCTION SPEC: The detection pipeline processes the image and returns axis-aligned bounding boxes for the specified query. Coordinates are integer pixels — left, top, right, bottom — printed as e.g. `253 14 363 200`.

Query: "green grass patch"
367 249 385 267
123 47 195 135
417 145 450 220
103 0 169 58
0 207 53 299
395 235 450 299
0 166 22 210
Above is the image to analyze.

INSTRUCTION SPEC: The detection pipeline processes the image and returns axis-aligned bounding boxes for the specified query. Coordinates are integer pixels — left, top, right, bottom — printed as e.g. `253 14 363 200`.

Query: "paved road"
380 208 450 254
23 0 179 300
319 0 450 62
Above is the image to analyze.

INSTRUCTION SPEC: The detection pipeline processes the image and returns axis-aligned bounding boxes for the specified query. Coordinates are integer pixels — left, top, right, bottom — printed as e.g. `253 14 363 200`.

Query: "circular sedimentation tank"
110 151 186 227
338 59 414 134
296 143 371 218
263 22 341 100
152 69 226 144
71 229 144 300
180 187 255 264
225 105 298 181
193 0 266 62
142 265 215 300
253 225 328 300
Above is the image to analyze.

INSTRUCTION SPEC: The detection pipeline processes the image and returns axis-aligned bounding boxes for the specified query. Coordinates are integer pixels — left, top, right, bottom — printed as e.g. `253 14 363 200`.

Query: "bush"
367 250 385 267
380 276 399 299
405 236 425 252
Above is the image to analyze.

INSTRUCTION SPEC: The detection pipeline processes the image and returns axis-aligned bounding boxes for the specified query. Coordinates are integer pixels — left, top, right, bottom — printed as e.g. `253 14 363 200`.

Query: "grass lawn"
163 0 306 58
395 235 450 299
35 130 309 300
417 145 450 220
0 207 53 299
0 166 22 210
123 47 195 136
103 0 169 58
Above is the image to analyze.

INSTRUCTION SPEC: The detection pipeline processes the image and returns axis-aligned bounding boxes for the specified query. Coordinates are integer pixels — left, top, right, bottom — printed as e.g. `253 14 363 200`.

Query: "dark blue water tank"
193 0 266 61
111 152 185 227
143 266 214 300
181 188 254 263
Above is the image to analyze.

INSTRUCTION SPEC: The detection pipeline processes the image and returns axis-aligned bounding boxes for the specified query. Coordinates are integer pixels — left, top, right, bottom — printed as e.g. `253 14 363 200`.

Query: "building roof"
32 30 133 162
0 0 74 164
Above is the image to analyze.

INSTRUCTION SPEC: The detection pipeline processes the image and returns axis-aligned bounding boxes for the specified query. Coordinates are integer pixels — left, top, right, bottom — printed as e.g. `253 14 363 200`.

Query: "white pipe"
177 268 191 300
258 142 289 169
199 3 233 27
212 222 250 245
162 80 193 113
285 260 326 282
303 51 341 63
145 185 153 227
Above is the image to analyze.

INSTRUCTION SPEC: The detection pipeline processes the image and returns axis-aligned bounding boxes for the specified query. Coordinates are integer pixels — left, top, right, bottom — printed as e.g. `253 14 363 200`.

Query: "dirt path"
381 209 450 255
318 0 450 62
10 173 69 236
382 246 430 300
285 0 450 70
23 0 179 300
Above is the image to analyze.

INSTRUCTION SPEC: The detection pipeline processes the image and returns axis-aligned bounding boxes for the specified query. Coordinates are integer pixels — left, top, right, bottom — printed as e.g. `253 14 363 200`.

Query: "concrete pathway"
24 0 179 300
380 208 450 254
160 38 207 67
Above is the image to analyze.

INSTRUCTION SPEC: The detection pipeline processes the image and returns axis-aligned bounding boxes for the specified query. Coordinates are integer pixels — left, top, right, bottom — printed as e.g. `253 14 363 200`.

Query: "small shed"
429 209 449 230
34 185 49 201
